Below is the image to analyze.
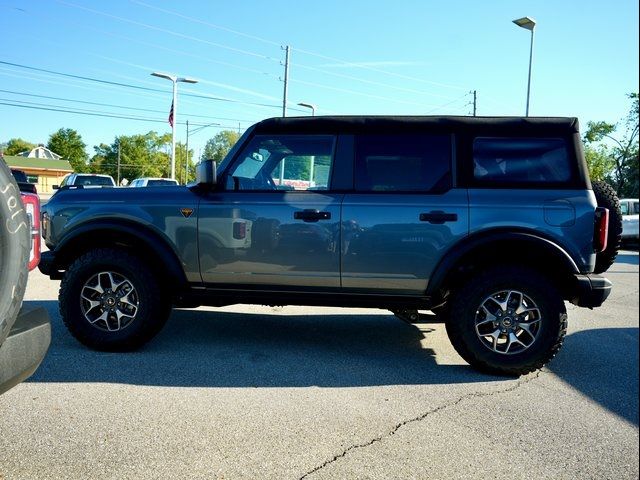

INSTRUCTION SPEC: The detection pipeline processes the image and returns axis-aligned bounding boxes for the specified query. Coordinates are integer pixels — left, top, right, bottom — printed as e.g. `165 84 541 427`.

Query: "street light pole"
151 71 198 179
297 102 316 116
296 102 318 186
185 121 221 183
512 17 536 117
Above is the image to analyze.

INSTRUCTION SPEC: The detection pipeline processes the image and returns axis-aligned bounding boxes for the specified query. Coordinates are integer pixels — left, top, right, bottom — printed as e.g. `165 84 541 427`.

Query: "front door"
198 134 342 288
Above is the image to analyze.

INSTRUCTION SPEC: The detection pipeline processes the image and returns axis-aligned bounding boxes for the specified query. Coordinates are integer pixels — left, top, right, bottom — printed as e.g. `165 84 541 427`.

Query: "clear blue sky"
1 0 638 160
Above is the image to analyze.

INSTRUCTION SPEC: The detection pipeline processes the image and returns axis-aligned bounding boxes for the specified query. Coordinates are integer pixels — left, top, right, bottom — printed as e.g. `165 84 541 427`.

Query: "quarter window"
473 137 571 184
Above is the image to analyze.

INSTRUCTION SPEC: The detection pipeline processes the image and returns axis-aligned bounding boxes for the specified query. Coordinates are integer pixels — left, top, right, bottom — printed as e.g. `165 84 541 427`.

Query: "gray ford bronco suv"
39 116 620 376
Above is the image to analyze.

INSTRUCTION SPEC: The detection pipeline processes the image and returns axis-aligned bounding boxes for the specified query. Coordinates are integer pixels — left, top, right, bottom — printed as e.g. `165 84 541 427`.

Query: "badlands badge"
180 208 193 218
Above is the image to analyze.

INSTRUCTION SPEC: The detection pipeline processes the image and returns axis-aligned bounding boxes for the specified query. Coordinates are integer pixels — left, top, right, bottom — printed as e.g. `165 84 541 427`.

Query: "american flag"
168 100 174 128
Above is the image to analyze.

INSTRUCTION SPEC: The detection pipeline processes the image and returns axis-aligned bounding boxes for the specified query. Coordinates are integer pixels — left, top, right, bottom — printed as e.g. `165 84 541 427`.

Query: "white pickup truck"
619 198 639 242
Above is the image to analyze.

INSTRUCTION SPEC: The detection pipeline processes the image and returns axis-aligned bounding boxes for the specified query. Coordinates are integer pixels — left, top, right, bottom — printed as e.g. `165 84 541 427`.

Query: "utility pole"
117 138 121 185
281 45 290 117
473 90 477 116
185 119 189 185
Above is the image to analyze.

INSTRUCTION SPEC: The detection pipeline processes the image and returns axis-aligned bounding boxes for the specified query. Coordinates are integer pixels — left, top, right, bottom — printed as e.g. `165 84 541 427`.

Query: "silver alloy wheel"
474 289 542 355
80 271 139 332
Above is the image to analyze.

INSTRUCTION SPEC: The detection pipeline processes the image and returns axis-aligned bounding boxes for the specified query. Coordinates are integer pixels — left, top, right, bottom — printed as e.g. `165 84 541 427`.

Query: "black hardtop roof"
253 115 580 135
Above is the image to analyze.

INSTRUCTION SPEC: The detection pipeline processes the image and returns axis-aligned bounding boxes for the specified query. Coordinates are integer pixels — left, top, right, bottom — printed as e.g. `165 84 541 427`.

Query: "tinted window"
147 179 178 186
76 175 114 186
11 169 28 183
355 134 451 192
227 135 335 191
473 138 571 184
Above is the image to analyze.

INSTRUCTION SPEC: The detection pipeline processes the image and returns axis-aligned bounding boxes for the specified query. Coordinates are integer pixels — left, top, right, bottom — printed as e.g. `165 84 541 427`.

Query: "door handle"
294 210 331 222
419 211 458 224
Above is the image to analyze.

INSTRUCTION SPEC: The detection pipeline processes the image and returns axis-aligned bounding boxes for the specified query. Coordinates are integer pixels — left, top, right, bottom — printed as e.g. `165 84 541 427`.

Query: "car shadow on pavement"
25 300 500 388
549 327 639 425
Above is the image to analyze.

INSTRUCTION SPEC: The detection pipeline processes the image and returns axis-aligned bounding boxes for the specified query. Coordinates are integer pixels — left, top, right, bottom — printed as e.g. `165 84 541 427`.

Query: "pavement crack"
298 371 541 480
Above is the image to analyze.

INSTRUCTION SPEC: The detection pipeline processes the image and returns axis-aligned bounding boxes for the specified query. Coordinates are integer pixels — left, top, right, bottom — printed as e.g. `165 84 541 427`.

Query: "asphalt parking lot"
1 251 638 480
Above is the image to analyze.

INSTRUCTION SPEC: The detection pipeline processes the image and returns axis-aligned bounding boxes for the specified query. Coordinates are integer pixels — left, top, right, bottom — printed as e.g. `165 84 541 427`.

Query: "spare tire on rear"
0 160 30 347
592 180 622 274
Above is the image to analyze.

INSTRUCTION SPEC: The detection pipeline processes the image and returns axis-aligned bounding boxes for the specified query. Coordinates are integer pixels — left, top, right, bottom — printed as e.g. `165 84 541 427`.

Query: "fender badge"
180 208 194 218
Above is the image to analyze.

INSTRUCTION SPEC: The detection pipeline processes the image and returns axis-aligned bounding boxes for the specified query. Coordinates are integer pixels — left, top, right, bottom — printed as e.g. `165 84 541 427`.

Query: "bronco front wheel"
60 248 171 351
445 266 567 376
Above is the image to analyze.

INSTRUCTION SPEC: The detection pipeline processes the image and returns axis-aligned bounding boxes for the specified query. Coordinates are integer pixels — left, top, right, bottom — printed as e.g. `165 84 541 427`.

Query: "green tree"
2 138 36 156
90 131 171 184
583 93 639 196
201 130 240 163
47 128 89 172
584 144 615 182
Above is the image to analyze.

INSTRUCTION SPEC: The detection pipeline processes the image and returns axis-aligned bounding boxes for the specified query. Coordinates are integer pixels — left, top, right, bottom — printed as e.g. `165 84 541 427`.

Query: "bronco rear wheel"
60 248 171 351
445 266 567 376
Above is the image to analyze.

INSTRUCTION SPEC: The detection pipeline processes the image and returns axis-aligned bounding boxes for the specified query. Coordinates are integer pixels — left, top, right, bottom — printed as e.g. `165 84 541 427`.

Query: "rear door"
341 134 468 294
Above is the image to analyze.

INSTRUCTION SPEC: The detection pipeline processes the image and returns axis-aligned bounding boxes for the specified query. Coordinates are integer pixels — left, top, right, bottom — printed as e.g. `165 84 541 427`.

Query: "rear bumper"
570 274 613 308
38 250 64 279
0 306 51 395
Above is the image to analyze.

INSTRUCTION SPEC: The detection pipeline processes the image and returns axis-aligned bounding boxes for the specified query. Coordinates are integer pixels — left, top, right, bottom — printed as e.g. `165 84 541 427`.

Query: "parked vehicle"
1 160 50 395
129 177 179 187
10 168 37 195
619 198 639 242
53 173 116 189
39 116 618 376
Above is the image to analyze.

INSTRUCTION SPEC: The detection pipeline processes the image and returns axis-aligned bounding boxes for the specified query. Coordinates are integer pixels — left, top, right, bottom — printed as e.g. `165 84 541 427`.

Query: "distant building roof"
17 145 62 160
2 154 73 172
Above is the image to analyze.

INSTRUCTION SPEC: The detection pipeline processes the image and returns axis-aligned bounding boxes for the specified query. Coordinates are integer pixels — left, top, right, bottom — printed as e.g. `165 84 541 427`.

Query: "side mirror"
196 159 217 186
52 185 59 190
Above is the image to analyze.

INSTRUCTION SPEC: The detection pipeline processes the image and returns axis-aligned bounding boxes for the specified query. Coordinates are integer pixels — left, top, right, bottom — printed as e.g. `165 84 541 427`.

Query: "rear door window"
473 137 571 185
354 134 451 192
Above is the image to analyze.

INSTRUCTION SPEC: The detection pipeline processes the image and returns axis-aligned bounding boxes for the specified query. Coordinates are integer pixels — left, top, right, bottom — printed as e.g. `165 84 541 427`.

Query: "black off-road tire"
592 180 622 274
445 266 567 376
0 160 30 347
59 248 171 351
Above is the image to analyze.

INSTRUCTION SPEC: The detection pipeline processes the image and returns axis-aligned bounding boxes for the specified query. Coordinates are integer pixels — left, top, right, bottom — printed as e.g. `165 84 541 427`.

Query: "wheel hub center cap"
502 317 513 327
105 296 116 307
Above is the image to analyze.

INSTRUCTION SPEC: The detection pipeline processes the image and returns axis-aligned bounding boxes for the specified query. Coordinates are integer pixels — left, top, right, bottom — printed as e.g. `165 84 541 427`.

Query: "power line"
56 0 280 62
120 0 467 96
0 60 306 112
294 47 467 91
0 89 257 123
129 0 282 47
424 93 472 114
6 7 281 88
294 62 460 101
0 60 163 94
290 78 448 109
0 100 242 130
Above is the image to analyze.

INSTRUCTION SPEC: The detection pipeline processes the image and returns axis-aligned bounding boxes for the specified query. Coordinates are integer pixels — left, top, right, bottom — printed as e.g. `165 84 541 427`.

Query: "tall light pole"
185 121 220 183
296 102 318 186
512 17 536 117
151 71 198 179
297 102 316 116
